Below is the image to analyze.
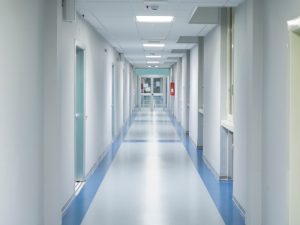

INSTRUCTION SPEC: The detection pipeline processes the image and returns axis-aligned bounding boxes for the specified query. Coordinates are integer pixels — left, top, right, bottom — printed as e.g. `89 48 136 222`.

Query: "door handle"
75 113 80 118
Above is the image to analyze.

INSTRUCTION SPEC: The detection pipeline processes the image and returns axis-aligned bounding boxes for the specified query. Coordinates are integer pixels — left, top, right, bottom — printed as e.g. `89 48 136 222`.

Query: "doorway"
140 76 165 110
288 17 300 225
74 44 86 192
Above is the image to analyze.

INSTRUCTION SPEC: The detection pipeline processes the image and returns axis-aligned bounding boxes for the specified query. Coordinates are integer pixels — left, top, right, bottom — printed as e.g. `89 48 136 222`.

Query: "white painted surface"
189 45 199 146
81 110 225 225
174 59 182 123
288 20 300 225
221 120 234 133
123 62 131 123
60 15 133 212
261 0 300 224
43 1 63 224
232 2 248 211
75 0 242 68
203 26 221 175
116 60 125 132
181 53 190 132
0 1 45 224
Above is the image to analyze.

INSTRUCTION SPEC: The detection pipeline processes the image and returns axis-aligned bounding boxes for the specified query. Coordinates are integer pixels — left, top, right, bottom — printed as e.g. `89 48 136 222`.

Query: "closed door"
140 77 164 109
75 47 85 182
152 77 164 108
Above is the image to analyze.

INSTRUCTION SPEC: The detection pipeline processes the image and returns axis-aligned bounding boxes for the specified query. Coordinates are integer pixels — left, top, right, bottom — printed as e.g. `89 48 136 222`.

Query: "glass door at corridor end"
140 76 165 109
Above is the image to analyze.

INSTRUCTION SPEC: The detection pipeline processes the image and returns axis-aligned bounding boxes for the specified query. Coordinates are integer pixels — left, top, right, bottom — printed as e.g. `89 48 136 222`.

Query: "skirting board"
233 195 246 216
62 113 133 215
61 148 108 215
202 155 220 180
197 145 203 150
202 154 233 181
219 175 233 181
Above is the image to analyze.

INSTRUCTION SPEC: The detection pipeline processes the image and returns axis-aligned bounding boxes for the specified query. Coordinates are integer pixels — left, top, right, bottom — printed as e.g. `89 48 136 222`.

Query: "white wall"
189 45 199 146
232 2 248 211
181 53 190 132
60 14 125 209
176 59 182 122
60 14 135 212
289 22 300 225
233 0 300 224
116 60 124 132
43 1 63 224
261 0 300 224
129 66 137 113
0 0 58 224
203 26 222 175
123 61 131 122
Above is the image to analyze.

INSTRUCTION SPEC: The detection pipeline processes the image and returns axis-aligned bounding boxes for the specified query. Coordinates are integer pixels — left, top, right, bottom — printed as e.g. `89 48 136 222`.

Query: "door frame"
74 40 86 183
139 75 165 109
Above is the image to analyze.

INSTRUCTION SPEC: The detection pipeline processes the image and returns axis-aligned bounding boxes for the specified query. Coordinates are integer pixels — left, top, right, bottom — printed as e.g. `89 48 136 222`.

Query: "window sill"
198 108 204 115
221 120 234 133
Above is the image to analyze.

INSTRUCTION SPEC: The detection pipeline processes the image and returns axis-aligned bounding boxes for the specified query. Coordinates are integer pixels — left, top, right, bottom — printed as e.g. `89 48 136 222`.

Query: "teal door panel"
75 47 85 182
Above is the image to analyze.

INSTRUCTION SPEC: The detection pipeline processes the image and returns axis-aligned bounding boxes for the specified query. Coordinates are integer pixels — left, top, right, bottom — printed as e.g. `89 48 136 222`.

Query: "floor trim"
62 113 135 225
169 114 246 225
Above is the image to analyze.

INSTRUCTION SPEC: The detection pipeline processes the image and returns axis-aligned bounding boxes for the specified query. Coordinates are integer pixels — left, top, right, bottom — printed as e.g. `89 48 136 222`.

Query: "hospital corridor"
1 0 300 225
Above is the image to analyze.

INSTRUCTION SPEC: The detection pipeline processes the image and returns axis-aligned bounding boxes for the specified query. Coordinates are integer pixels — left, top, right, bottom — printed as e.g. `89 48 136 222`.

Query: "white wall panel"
203 26 221 175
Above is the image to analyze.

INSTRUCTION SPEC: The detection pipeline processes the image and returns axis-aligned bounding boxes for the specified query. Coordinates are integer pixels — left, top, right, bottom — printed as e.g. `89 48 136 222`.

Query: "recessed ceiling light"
155 65 159 68
148 65 152 68
143 43 165 48
136 16 174 23
146 55 162 58
147 61 160 64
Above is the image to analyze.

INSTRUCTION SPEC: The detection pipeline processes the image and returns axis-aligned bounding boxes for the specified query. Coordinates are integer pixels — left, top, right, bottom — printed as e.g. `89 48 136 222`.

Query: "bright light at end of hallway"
136 16 174 23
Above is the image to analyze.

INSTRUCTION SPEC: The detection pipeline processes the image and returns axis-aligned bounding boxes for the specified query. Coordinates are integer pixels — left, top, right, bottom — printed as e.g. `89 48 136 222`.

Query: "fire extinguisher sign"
170 81 175 96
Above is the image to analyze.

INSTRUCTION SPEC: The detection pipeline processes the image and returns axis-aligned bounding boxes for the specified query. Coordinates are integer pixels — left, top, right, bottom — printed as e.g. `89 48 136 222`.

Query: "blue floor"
62 111 245 225
62 116 134 225
170 115 245 225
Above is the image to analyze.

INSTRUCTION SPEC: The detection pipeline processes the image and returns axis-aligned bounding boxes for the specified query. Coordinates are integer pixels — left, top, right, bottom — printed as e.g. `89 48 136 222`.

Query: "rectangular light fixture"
136 16 174 23
143 43 165 48
147 61 160 64
146 55 162 58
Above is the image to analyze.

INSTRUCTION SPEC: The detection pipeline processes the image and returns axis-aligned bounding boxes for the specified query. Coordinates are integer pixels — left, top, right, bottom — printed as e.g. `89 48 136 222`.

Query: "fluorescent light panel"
147 61 160 64
143 43 165 48
146 55 162 58
136 16 173 23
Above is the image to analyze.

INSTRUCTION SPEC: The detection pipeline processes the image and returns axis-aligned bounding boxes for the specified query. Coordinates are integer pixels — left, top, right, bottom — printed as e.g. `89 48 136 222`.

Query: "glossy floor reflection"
80 109 225 225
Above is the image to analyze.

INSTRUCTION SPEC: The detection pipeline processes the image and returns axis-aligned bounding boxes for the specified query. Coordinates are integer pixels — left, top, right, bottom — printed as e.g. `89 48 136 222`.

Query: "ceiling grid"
76 0 244 68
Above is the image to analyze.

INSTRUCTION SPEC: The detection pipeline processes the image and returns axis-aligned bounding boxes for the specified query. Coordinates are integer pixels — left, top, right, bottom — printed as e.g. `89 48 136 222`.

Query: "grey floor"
81 109 225 225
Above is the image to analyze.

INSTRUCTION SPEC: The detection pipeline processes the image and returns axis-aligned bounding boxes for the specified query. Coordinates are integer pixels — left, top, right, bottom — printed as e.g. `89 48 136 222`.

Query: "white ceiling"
76 0 244 68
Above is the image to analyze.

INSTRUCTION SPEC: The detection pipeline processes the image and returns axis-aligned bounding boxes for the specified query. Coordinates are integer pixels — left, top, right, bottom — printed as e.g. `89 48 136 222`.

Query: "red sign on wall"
170 81 175 96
